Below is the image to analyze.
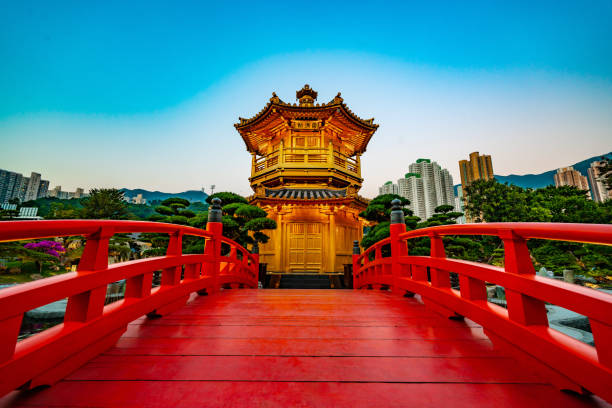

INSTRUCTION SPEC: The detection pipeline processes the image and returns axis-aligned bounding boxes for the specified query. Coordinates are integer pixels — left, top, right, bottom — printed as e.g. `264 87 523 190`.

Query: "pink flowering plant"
23 241 66 258
22 241 66 274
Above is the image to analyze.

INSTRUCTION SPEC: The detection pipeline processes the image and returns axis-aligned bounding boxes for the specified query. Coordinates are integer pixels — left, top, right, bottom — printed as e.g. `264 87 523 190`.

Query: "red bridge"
0 202 611 407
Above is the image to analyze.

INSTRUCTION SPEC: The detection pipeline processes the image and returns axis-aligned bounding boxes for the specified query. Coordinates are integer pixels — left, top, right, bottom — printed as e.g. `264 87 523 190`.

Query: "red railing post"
591 320 612 367
429 233 450 288
0 315 22 364
251 242 260 288
65 226 113 323
389 199 406 294
352 240 361 290
205 198 223 294
228 245 237 285
501 229 548 326
161 231 183 287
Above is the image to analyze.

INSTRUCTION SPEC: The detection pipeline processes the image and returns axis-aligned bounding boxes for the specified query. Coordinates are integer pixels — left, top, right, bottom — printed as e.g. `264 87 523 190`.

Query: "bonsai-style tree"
189 192 277 251
142 198 198 256
149 197 195 225
359 194 417 249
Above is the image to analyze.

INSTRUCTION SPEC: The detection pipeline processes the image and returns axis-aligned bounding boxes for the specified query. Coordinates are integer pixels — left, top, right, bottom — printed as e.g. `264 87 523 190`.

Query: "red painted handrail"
353 220 612 403
0 218 258 396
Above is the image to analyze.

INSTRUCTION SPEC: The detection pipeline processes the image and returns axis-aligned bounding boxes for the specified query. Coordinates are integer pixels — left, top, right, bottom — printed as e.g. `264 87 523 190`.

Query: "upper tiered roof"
235 85 378 155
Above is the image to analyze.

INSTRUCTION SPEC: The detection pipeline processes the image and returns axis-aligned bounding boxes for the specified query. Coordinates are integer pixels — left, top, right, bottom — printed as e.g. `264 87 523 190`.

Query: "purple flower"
24 240 66 257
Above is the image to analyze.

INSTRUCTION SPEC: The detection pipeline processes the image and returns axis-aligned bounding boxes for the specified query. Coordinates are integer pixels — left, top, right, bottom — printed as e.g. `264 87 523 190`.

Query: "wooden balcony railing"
352 200 612 403
251 147 361 178
0 199 258 397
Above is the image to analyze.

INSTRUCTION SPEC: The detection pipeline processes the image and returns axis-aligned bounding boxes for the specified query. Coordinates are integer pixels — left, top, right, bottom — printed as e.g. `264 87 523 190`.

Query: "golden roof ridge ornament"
296 84 317 107
270 92 282 104
330 92 343 104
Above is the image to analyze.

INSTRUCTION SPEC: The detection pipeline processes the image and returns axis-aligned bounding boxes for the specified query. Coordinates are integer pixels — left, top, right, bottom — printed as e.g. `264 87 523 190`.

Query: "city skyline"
1 2 611 198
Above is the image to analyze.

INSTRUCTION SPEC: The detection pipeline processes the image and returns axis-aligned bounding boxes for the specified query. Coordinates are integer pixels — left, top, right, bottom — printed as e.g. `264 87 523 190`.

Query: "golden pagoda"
234 85 378 275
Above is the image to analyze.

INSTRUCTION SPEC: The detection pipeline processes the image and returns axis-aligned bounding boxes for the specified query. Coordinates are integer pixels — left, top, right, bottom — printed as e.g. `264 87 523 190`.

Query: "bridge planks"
3 290 609 407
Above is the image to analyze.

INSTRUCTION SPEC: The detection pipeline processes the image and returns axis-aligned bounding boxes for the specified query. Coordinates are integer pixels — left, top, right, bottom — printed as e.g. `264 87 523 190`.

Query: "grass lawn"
0 261 71 285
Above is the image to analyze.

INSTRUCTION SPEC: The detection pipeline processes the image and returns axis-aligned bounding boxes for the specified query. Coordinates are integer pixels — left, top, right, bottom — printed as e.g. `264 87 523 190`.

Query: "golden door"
288 223 322 273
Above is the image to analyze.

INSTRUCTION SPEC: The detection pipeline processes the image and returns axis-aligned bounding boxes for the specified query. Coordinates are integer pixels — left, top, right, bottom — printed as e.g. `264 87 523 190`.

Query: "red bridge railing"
0 199 258 397
353 200 612 403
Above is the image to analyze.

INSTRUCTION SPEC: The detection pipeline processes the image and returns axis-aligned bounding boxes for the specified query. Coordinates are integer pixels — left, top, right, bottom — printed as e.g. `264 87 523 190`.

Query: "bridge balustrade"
0 199 258 397
353 200 612 403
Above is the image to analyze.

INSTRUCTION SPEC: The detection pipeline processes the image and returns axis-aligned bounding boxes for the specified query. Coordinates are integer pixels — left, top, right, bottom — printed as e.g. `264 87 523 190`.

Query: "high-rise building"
48 186 87 199
47 186 62 198
37 179 50 199
1 170 51 203
587 161 611 203
131 193 147 205
554 166 590 197
378 181 399 196
454 185 466 224
0 169 23 203
458 152 494 222
24 172 42 202
406 159 455 220
398 173 426 221
458 152 494 188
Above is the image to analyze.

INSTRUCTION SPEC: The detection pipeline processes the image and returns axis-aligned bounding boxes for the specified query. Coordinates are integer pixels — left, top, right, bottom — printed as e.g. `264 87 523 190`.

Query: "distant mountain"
120 189 209 203
494 152 611 190
454 152 611 194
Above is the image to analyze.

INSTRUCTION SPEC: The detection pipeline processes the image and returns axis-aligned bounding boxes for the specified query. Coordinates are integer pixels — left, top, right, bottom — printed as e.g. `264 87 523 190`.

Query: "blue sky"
1 1 611 196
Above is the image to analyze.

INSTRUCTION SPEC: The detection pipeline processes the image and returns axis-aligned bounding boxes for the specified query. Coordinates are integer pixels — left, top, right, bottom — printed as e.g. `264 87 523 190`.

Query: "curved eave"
337 103 378 132
234 101 378 132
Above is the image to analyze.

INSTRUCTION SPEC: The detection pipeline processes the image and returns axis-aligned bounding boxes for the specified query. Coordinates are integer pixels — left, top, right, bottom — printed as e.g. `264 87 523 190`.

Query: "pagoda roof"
250 187 370 208
265 188 347 200
235 86 378 154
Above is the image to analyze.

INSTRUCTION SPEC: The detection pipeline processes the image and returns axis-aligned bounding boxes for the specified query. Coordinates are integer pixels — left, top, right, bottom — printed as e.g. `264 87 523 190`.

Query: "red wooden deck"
2 289 608 408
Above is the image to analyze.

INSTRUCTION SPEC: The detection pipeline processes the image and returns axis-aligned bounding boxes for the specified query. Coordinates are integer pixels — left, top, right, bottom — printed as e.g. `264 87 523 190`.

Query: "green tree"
408 204 467 257
195 192 277 250
150 197 195 225
359 194 417 249
0 241 63 275
421 204 464 227
0 208 18 220
82 189 130 219
464 179 612 279
142 198 198 255
46 202 82 219
205 192 247 206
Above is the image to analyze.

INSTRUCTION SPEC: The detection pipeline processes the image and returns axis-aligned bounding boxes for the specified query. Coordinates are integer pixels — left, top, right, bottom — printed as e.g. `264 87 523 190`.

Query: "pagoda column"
275 213 283 272
326 207 336 273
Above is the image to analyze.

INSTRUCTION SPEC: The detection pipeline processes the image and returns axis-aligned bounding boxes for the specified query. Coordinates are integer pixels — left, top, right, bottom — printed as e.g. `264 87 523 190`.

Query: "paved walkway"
3 290 609 407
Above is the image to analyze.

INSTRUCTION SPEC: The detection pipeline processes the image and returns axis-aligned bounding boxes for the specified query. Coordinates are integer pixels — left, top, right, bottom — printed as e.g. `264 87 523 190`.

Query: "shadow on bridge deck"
2 289 609 407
